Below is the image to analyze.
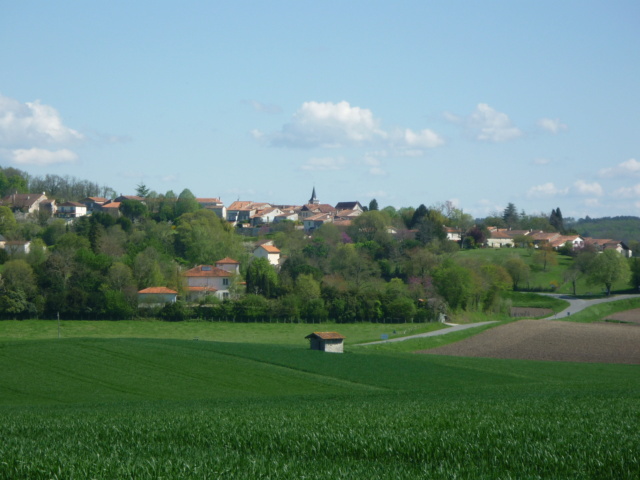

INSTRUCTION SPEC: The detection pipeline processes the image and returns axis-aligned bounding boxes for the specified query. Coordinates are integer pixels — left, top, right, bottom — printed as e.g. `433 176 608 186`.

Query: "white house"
183 258 240 300
253 244 281 266
303 213 333 232
56 201 88 218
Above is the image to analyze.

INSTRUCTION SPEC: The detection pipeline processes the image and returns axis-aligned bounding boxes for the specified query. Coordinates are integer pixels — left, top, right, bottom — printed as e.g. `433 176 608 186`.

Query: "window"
223 278 229 286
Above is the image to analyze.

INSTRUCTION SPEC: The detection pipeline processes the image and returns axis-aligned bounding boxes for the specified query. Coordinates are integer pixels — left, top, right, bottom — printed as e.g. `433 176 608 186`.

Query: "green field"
1 318 639 479
459 248 632 294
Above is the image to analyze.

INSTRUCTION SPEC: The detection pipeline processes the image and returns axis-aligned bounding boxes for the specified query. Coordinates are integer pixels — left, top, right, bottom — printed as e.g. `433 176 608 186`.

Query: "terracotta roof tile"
138 287 178 294
305 332 345 340
183 265 232 277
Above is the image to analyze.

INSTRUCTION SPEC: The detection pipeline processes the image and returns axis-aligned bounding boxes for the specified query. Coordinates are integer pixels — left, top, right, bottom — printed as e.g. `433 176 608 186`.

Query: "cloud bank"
446 103 522 142
0 93 83 166
254 101 443 153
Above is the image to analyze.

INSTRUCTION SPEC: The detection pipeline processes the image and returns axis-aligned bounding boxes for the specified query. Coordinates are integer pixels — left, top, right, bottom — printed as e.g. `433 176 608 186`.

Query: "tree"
368 198 379 211
549 207 565 233
563 251 595 296
629 257 640 292
246 258 279 297
504 256 530 290
502 203 519 229
0 206 17 235
135 183 150 198
432 260 473 311
175 189 200 217
120 199 148 221
587 249 630 296
533 244 558 272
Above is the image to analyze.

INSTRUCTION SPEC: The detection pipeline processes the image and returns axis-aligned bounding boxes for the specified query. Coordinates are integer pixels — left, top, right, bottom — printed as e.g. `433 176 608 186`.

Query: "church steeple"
309 186 319 205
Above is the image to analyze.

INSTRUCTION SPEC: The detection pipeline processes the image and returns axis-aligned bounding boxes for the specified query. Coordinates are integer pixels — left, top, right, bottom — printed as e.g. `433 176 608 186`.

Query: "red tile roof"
183 265 232 277
138 287 178 294
216 257 240 264
259 245 281 253
187 286 218 292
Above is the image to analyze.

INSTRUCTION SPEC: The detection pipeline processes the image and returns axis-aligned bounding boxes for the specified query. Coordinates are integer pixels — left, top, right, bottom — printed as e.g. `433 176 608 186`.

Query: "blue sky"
1 1 638 219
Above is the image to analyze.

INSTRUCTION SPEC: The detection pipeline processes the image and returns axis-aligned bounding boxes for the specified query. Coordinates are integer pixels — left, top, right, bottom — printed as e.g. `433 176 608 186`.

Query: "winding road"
358 294 640 346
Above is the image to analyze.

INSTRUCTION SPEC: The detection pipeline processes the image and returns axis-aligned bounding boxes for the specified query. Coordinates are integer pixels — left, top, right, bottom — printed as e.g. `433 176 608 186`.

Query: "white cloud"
538 118 568 134
246 100 282 114
0 94 83 147
612 184 640 198
300 156 347 171
257 101 443 153
532 158 551 165
573 180 603 196
447 103 522 142
527 182 569 198
363 155 387 176
598 158 640 178
398 128 444 148
9 147 78 166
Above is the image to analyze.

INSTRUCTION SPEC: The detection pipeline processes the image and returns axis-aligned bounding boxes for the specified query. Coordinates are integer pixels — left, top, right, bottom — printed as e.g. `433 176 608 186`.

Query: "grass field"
459 248 632 294
1 325 639 479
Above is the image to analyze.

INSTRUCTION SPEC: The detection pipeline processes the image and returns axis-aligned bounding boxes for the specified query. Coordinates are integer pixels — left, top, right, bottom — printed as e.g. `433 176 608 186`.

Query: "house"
303 213 333 232
197 197 226 219
56 201 88 218
83 197 108 213
251 207 284 226
215 257 241 274
98 201 121 216
138 287 178 307
4 240 31 255
1 193 48 215
305 332 345 353
486 230 514 248
335 201 363 213
40 198 57 216
183 259 240 300
227 201 259 225
584 238 632 258
444 226 462 242
253 244 281 266
548 235 585 250
299 203 336 219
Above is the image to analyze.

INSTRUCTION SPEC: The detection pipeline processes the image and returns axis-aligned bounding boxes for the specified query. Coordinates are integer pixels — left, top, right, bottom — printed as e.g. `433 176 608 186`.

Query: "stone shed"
305 332 346 353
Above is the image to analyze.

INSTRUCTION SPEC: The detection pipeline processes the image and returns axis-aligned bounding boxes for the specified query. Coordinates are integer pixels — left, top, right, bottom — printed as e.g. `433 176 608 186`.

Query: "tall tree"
246 258 279 297
175 189 200 217
502 203 519 229
368 198 379 211
135 183 150 198
587 249 630 296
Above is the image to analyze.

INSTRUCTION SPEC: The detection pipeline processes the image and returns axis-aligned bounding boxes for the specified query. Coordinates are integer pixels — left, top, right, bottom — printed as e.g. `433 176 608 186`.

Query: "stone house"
305 332 345 353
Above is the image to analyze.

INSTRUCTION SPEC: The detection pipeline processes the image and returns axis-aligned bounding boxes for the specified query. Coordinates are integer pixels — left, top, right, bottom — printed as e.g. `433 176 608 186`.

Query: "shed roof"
305 332 345 340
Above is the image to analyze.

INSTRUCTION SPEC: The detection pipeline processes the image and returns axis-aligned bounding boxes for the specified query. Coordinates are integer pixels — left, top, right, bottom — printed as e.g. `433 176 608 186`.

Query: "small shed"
305 332 345 353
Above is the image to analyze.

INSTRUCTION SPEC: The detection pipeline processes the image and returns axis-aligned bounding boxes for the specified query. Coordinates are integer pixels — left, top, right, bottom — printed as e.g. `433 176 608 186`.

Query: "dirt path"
541 293 639 318
358 321 497 346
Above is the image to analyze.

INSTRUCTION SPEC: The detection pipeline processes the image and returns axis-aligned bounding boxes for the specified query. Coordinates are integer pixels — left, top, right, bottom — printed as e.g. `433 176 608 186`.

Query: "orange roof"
305 332 345 340
216 257 239 264
138 287 177 294
227 201 254 210
188 286 218 292
183 265 232 277
260 245 280 253
101 202 121 209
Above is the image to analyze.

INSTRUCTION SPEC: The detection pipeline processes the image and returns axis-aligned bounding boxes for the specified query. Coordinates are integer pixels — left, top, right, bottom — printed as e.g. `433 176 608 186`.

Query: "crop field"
1 333 639 479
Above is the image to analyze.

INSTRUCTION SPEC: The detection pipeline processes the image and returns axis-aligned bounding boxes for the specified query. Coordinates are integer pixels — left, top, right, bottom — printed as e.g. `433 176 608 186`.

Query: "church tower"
309 187 320 205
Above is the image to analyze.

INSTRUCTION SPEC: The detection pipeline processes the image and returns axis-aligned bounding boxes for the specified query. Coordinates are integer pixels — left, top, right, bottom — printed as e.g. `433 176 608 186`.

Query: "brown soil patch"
419 319 640 364
604 308 640 325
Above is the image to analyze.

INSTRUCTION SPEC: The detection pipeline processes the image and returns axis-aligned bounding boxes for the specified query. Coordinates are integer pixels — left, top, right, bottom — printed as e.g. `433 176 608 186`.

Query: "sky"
1 1 639 220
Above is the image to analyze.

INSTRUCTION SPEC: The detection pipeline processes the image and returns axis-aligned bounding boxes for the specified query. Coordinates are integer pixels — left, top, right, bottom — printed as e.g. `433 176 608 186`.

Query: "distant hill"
572 216 640 244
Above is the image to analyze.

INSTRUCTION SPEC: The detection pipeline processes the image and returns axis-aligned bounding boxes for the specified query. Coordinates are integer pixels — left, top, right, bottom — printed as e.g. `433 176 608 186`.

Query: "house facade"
253 244 281 266
56 201 88 218
305 332 345 353
183 258 240 300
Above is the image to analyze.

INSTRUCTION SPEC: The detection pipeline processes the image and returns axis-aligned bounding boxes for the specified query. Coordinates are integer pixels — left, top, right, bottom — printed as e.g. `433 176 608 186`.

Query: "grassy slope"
0 319 445 344
459 247 632 294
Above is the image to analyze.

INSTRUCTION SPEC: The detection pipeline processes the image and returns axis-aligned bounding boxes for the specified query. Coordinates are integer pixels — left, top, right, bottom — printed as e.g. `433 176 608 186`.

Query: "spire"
309 186 319 205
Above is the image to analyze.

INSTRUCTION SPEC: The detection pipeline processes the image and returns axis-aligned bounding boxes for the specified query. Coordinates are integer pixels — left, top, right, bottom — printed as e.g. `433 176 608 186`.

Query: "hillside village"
0 177 635 321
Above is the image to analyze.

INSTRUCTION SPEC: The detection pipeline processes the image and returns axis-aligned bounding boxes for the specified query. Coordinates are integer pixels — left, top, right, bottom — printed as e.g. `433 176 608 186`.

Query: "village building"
197 197 226 219
138 287 178 307
56 201 88 218
83 197 108 213
1 193 48 216
253 244 281 266
305 332 346 353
